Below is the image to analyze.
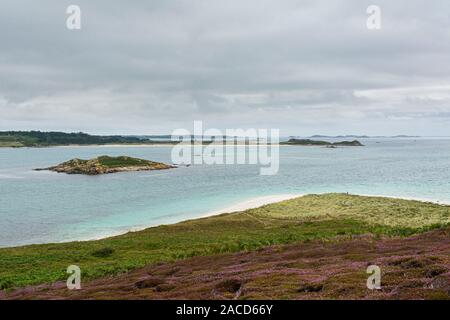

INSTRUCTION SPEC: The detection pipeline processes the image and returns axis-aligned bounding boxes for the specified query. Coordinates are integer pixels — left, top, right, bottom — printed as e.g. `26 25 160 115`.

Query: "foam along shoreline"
63 194 304 243
202 194 303 217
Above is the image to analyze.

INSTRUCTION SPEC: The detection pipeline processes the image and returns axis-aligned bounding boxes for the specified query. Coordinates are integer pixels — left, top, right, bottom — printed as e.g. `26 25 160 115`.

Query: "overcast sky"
1 0 450 135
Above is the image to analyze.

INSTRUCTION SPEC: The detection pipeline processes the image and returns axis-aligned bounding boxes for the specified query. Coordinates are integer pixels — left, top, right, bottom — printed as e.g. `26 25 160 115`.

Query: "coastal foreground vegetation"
0 193 449 296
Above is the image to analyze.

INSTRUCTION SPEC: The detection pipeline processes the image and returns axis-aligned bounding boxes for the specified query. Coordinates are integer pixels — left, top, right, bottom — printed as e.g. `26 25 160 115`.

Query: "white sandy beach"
72 194 303 242
62 192 450 244
203 194 303 217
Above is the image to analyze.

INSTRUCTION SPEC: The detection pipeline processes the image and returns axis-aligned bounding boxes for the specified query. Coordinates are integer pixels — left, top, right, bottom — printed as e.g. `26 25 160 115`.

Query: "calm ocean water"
1 138 450 248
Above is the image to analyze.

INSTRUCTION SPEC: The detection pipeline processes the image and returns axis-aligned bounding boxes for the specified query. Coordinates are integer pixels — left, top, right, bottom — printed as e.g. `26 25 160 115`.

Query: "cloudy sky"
1 0 450 135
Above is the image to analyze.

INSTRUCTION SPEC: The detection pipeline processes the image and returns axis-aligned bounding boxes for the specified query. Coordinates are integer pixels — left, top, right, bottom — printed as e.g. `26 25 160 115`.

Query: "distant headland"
0 131 171 147
280 139 364 147
306 135 420 139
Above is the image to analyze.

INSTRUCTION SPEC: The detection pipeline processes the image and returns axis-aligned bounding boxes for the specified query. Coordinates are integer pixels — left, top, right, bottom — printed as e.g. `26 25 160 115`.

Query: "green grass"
0 193 448 290
97 156 156 168
251 193 450 228
0 135 39 147
0 141 23 147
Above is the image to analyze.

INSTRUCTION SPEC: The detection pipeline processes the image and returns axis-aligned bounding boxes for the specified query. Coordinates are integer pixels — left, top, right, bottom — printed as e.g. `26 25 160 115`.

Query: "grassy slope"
0 136 34 147
96 156 163 168
0 193 449 290
0 141 23 147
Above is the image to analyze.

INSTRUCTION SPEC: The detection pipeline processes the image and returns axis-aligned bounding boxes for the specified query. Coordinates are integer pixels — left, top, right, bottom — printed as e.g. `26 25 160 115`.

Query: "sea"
1 138 449 247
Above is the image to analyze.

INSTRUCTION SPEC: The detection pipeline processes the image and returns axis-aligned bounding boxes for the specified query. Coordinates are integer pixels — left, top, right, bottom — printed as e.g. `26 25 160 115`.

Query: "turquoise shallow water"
1 138 450 248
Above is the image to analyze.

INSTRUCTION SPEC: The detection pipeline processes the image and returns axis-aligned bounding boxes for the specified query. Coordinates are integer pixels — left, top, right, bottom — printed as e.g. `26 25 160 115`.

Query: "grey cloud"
1 0 450 135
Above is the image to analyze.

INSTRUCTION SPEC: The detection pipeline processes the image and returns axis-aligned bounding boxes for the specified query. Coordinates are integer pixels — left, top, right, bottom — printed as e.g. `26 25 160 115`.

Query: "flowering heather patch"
3 227 448 300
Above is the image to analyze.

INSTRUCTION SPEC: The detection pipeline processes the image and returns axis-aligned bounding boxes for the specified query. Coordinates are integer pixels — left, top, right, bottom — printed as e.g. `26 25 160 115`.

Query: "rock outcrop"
35 155 175 175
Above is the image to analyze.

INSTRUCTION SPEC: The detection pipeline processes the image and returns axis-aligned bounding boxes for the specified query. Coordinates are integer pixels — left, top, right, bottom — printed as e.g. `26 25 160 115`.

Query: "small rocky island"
281 139 364 147
35 155 175 175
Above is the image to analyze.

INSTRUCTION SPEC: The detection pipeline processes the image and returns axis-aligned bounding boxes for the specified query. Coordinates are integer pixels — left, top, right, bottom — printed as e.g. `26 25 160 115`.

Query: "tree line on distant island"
0 131 148 147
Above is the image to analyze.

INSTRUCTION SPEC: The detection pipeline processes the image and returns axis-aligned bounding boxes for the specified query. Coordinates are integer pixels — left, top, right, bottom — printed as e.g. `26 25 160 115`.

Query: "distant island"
0 131 174 147
0 131 240 147
35 156 175 175
306 135 420 139
281 139 364 147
